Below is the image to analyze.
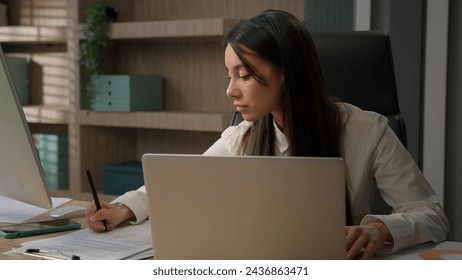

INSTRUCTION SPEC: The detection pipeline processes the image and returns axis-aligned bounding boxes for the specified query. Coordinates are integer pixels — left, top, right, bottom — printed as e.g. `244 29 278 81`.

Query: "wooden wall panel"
80 125 138 192
132 0 304 21
111 40 233 112
3 0 68 26
78 0 134 23
135 129 221 157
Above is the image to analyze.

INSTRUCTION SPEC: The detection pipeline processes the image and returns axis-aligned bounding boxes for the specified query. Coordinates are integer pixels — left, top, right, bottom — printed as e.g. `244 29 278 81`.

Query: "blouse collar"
273 119 289 155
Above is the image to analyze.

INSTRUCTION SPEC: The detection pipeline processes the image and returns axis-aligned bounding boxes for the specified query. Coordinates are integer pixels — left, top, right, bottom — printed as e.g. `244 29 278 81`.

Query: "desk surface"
2 201 462 260
0 200 89 260
385 240 462 260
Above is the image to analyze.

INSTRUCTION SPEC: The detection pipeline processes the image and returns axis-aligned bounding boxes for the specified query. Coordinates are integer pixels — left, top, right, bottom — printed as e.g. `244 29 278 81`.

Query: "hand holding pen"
85 170 137 233
85 170 108 231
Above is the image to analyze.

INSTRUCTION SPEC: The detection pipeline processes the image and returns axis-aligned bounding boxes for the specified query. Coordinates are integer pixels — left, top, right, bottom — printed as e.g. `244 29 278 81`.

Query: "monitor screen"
0 44 52 209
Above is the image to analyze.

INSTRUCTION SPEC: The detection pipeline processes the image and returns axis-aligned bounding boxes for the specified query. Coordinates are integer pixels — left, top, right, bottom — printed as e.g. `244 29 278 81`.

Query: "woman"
86 10 449 259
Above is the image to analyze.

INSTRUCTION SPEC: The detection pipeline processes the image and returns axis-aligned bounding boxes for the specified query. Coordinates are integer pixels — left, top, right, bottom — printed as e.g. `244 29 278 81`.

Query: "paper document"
8 220 153 260
0 196 72 223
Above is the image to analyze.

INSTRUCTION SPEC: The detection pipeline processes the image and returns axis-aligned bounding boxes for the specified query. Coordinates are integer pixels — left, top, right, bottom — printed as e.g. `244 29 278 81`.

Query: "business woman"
86 9 449 260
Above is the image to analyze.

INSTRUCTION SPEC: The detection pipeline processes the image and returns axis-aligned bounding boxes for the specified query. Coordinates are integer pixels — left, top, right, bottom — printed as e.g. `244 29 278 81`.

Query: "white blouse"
113 102 449 254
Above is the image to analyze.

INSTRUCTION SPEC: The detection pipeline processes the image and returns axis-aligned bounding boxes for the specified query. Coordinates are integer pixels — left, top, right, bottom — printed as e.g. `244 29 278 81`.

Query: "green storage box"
5 56 29 105
103 161 144 195
91 75 163 112
38 133 69 190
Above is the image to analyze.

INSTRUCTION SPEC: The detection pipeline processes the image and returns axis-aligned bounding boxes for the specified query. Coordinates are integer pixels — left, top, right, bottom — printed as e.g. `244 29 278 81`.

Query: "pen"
25 248 80 260
85 169 107 231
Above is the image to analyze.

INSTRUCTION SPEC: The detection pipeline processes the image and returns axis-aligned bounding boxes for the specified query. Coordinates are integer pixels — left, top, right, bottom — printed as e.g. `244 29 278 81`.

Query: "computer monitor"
0 44 52 209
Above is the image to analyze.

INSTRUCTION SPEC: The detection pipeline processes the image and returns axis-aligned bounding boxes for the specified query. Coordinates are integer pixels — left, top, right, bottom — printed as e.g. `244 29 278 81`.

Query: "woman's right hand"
86 201 135 232
345 221 393 259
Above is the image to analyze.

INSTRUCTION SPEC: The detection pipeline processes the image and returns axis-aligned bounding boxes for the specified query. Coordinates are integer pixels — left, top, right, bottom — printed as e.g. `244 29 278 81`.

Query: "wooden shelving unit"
79 110 231 132
0 25 67 43
79 18 239 40
1 0 304 201
23 105 70 124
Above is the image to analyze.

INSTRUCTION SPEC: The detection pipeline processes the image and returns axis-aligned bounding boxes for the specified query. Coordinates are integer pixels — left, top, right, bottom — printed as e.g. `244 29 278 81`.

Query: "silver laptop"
142 153 346 260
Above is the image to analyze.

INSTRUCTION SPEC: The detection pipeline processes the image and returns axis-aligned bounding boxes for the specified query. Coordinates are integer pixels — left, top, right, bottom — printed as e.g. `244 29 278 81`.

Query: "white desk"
384 241 462 260
0 200 89 260
2 200 461 260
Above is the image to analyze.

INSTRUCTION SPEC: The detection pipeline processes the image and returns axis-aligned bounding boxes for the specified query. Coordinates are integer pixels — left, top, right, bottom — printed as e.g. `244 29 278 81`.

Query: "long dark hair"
226 10 343 157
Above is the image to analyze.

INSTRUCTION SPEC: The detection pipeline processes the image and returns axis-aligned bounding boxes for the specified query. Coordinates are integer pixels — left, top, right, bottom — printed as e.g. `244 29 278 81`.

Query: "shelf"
79 110 232 132
79 18 239 41
0 26 67 44
5 0 300 200
23 105 70 124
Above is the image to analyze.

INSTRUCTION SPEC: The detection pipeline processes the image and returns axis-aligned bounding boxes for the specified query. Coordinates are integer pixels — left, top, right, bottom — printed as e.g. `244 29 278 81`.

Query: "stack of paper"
6 221 153 260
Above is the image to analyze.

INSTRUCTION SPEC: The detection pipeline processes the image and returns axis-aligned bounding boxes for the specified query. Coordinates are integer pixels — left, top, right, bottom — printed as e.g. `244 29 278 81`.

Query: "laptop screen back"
142 154 346 260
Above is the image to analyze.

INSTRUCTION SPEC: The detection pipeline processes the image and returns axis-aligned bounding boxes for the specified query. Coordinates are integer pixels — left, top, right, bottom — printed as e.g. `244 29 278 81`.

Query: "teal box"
103 161 144 195
5 56 29 105
91 75 163 112
38 133 69 190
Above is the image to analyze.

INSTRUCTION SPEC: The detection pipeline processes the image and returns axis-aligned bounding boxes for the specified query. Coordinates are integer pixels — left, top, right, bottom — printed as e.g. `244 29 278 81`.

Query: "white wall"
353 0 371 30
422 0 449 207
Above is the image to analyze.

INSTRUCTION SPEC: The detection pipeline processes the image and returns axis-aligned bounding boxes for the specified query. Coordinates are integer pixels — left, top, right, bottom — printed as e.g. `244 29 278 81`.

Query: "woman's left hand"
345 221 392 259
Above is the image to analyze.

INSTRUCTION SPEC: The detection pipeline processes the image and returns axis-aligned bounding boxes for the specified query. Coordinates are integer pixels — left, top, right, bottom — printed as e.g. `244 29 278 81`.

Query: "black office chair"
312 31 406 148
230 31 405 214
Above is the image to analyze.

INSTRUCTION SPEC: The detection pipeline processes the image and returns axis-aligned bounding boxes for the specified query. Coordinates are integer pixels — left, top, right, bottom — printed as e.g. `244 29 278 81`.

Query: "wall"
371 0 424 166
422 0 449 208
305 0 353 31
445 0 462 241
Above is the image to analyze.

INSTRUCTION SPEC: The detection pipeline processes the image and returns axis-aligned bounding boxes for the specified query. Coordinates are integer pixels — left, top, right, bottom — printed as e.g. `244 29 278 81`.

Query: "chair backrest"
229 31 404 214
311 31 406 147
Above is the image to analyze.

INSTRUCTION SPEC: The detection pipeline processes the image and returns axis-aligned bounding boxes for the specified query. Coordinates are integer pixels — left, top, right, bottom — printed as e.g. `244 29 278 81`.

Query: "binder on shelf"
91 75 164 112
37 133 69 190
103 161 144 195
